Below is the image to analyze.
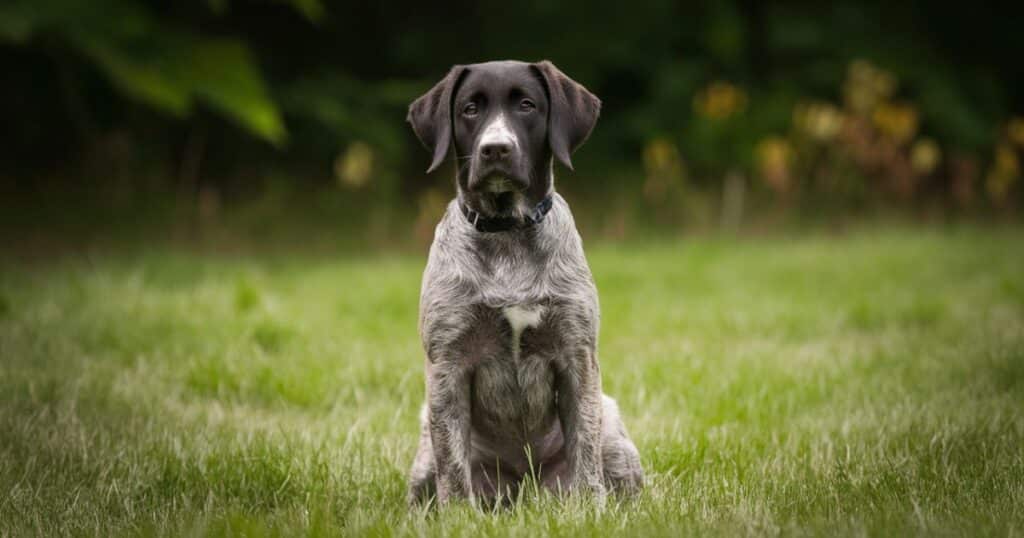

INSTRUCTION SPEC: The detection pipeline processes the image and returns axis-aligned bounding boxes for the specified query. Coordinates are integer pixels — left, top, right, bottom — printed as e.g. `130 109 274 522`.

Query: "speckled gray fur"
405 60 642 507
408 190 643 506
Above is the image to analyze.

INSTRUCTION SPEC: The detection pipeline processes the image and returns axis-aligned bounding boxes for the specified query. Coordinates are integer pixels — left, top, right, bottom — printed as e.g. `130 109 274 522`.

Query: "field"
2 228 1023 536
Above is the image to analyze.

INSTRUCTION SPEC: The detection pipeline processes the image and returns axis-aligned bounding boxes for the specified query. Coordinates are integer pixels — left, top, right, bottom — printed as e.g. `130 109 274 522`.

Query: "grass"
1 227 1023 536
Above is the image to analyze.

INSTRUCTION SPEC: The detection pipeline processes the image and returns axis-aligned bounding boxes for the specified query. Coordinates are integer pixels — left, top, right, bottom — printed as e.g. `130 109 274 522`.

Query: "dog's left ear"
407 65 468 173
531 60 601 171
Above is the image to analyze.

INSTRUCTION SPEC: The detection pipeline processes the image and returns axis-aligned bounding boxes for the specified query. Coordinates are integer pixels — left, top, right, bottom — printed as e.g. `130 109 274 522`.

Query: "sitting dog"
406 60 643 507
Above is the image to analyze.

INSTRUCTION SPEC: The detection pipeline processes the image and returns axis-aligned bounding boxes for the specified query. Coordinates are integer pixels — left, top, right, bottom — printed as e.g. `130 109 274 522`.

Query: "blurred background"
2 0 1023 254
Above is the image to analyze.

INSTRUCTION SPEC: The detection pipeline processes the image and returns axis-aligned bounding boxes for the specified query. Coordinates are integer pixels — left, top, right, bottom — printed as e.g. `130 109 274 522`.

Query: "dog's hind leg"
600 395 644 495
407 404 436 506
540 396 642 497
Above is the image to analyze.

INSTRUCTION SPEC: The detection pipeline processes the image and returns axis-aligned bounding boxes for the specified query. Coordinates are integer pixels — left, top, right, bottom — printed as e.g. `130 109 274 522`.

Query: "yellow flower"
995 143 1020 176
986 143 1020 203
793 101 844 142
872 102 918 144
334 141 374 188
755 136 793 193
642 138 685 201
843 59 897 115
910 138 941 175
693 81 748 120
643 138 680 173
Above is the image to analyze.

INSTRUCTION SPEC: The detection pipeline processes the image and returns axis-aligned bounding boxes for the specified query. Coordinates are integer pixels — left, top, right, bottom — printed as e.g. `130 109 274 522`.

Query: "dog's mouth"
469 174 527 216
474 170 527 193
484 176 515 194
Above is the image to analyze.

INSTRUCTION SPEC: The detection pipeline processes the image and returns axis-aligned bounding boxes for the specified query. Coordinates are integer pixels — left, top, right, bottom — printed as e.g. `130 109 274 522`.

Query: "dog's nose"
480 140 512 162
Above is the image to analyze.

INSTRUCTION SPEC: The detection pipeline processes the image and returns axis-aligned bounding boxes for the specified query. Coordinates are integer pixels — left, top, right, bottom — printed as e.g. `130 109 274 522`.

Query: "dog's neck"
459 195 553 234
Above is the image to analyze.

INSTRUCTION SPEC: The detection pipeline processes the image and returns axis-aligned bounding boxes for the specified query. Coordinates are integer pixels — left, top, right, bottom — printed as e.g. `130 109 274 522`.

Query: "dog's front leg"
556 347 607 501
427 361 474 505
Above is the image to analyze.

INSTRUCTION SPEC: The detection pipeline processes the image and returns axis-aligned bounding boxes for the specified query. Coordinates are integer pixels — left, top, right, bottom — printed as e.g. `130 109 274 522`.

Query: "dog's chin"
478 174 517 193
490 191 520 215
469 175 529 217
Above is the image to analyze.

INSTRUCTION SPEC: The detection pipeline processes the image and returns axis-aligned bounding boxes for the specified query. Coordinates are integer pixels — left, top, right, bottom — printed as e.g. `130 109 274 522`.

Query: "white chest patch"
504 305 544 334
502 304 545 360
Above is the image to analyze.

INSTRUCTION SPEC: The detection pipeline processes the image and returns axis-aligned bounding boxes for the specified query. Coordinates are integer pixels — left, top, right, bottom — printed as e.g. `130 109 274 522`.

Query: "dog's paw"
566 480 607 510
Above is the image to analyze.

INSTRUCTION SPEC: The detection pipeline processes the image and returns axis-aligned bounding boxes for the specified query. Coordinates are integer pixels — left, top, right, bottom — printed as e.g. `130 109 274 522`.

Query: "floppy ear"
407 65 468 173
531 60 601 170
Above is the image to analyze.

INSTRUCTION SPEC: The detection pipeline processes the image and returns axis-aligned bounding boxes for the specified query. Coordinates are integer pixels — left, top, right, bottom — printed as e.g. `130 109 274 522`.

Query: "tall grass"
1 227 1022 536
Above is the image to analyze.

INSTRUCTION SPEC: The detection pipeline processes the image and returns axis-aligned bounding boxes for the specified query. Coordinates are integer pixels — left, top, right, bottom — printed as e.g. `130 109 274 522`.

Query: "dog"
406 60 643 507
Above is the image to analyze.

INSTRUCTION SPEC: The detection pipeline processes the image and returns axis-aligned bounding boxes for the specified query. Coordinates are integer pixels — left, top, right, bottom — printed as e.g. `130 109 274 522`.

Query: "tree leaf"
278 0 325 23
0 0 286 145
73 35 191 116
184 39 288 146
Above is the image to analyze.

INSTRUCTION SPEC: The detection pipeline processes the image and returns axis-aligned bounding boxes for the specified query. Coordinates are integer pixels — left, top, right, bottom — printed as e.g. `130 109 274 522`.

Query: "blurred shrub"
0 0 1020 239
0 0 293 144
722 59 1023 215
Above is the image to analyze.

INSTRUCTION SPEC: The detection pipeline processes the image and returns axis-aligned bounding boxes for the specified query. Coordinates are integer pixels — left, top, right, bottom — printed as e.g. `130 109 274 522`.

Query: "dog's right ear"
407 65 468 174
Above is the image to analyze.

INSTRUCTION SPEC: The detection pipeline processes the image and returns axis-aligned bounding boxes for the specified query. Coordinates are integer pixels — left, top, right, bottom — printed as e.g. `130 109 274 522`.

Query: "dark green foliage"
0 0 288 144
0 0 1021 223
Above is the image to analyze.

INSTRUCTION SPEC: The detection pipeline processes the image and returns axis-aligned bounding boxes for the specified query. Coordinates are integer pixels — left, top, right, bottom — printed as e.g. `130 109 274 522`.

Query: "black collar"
460 195 553 233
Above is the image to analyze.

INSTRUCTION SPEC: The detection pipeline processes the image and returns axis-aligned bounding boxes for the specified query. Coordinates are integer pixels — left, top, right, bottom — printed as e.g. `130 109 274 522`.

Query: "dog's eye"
462 103 478 117
519 99 536 112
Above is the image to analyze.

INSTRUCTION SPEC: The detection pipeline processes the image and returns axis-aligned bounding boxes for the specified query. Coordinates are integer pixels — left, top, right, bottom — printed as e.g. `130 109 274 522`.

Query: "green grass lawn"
2 228 1023 536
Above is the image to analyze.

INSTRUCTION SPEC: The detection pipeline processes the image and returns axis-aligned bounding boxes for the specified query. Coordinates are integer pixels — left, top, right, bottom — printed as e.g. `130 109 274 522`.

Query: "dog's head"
408 60 600 217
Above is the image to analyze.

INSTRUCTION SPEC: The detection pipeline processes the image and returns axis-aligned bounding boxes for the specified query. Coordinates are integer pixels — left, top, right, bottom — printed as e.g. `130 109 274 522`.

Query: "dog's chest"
422 211 598 444
470 302 559 441
477 250 548 305
503 305 545 350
